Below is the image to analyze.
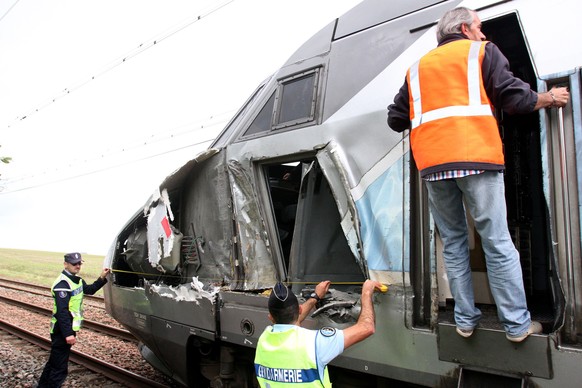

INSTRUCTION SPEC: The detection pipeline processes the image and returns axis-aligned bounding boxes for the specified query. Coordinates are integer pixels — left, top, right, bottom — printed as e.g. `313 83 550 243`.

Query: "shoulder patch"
319 326 336 337
58 291 68 298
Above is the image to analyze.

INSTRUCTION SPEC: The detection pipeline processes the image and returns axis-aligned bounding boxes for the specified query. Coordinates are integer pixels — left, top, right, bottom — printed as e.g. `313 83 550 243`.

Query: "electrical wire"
3 109 234 185
1 0 240 194
0 135 217 194
0 0 20 23
4 106 235 184
5 0 234 128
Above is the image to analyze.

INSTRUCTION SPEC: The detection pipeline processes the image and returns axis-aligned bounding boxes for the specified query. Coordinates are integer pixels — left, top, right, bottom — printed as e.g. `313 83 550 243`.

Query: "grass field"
0 247 106 294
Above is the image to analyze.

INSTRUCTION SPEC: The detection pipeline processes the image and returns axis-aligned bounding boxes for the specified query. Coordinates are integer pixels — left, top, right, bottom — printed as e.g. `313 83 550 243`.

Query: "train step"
437 322 551 379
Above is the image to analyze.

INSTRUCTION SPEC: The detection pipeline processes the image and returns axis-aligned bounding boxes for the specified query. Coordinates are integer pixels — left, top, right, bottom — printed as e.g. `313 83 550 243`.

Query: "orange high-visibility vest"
407 39 504 177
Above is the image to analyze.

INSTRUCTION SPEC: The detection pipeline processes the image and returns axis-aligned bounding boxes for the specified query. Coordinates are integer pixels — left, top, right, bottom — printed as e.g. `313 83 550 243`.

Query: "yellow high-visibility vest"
50 274 84 333
255 326 331 387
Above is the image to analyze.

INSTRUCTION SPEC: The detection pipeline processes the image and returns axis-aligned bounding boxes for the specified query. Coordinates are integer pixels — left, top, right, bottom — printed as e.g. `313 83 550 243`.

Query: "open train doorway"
434 11 566 335
262 159 306 272
261 156 365 293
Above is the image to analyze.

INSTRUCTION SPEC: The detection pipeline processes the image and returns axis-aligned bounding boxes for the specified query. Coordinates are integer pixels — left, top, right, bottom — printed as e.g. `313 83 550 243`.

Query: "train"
103 0 582 386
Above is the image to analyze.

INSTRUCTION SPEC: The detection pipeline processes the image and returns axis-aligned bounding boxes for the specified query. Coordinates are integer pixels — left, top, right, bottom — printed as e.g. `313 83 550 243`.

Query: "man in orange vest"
387 7 569 342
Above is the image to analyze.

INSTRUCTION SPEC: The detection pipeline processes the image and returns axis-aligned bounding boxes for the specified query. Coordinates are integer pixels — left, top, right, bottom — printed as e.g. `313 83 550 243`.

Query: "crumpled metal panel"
158 148 219 191
180 150 234 285
316 143 367 276
145 189 176 269
228 159 277 290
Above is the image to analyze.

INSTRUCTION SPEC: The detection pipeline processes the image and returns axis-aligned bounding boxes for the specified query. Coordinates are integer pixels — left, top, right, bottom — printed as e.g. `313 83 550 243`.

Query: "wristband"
549 90 557 107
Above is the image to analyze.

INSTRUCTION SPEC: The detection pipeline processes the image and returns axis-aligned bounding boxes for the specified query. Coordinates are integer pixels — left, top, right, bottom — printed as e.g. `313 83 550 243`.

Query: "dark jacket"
53 270 107 337
387 34 538 132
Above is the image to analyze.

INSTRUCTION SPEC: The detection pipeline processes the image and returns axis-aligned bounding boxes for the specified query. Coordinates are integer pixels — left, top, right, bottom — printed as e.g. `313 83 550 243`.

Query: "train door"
429 11 581 345
543 68 582 343
260 151 365 297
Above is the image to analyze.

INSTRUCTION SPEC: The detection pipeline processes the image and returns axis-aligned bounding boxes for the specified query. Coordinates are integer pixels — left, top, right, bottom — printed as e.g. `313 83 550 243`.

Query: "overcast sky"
0 0 361 256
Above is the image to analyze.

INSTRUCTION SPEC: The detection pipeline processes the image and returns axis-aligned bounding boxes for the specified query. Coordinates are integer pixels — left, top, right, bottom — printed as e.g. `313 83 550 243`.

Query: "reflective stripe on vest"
254 326 331 387
50 274 84 333
406 40 503 175
409 41 492 129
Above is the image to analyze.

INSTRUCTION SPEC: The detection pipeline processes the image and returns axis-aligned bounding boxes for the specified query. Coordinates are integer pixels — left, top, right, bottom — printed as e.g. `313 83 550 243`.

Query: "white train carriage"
105 0 582 386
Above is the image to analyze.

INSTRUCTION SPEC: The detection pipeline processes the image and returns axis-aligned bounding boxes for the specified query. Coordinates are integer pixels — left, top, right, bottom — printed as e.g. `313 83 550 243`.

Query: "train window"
242 92 275 137
212 84 265 148
239 67 321 140
274 68 319 130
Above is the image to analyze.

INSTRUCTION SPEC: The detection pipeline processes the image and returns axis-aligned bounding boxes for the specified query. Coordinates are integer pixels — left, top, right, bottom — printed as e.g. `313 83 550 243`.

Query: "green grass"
0 248 106 294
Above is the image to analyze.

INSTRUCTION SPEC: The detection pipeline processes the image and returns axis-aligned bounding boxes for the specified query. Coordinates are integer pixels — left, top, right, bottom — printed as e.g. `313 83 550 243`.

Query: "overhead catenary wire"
2 0 271 201
0 1 238 195
2 110 234 186
5 0 235 129
0 1 239 194
0 135 216 194
0 0 20 23
0 109 232 193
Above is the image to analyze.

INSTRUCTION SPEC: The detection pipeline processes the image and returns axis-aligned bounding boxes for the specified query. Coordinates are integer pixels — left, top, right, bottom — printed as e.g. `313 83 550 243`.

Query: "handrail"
556 106 576 339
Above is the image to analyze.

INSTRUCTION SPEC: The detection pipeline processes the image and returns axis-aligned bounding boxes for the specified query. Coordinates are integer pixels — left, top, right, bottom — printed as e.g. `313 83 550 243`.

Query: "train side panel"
104 0 582 386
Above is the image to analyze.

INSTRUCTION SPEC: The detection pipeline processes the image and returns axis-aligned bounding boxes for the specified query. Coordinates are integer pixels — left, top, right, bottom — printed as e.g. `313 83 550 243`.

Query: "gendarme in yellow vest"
50 273 84 333
255 326 331 387
407 39 504 177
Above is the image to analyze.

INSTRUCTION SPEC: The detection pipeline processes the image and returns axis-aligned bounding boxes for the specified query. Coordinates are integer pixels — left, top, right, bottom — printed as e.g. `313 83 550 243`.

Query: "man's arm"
298 280 331 324
387 78 411 132
342 280 383 350
534 87 569 110
482 42 569 113
83 268 110 295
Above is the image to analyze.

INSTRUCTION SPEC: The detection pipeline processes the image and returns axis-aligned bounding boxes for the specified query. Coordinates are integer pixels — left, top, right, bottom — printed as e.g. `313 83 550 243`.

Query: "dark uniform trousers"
37 329 73 388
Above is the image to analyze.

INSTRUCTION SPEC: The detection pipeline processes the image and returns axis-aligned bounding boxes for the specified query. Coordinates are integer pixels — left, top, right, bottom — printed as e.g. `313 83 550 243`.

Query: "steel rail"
0 294 135 342
0 277 105 303
0 319 168 388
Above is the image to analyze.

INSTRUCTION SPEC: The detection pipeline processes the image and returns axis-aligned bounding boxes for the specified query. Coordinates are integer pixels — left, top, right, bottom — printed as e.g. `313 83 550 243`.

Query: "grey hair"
436 7 476 43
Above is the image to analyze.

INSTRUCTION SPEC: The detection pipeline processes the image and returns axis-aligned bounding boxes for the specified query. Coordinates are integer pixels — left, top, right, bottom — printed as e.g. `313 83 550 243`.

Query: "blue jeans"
425 171 531 336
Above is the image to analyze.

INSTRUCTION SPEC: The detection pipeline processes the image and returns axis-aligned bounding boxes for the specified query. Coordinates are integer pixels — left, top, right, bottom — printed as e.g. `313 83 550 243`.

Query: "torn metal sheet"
145 188 178 271
228 159 277 290
316 143 366 275
149 276 219 305
179 150 234 284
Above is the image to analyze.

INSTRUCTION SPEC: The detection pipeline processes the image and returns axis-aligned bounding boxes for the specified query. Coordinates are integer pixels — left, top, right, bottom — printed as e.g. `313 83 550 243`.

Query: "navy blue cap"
64 252 82 264
268 282 298 310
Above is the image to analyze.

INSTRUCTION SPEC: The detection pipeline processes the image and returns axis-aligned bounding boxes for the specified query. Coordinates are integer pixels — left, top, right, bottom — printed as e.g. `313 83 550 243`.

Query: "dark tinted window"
279 75 314 123
240 68 320 139
243 92 275 137
275 70 318 129
213 84 264 147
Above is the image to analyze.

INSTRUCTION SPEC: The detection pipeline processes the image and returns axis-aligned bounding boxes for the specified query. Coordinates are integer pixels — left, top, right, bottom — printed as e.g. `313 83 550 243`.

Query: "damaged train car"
104 0 582 386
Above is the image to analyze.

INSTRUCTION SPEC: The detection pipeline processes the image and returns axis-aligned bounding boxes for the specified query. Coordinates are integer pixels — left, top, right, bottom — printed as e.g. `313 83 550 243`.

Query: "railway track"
0 294 135 342
0 277 177 387
0 318 168 388
0 276 104 304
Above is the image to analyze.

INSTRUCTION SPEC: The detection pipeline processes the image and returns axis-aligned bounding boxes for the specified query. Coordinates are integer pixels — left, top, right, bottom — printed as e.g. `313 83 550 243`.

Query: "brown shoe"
506 321 542 343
